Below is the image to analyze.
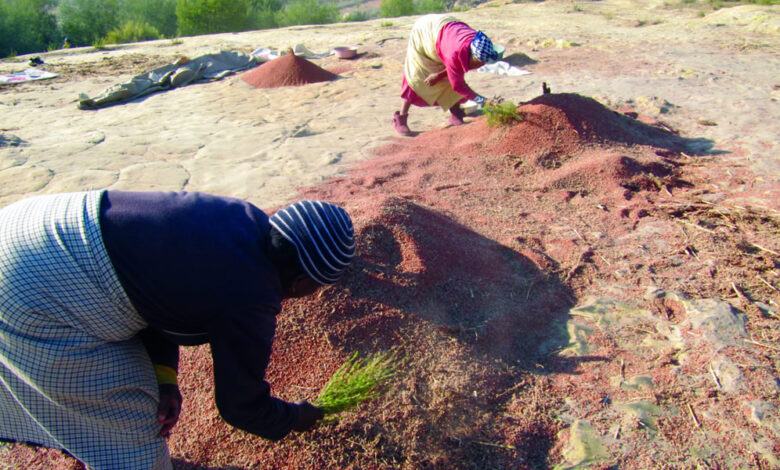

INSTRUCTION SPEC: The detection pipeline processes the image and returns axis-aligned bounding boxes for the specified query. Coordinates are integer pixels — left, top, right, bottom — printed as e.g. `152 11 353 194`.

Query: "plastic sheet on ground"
293 44 332 59
250 47 280 61
251 45 333 61
0 69 58 85
77 51 259 110
478 61 532 76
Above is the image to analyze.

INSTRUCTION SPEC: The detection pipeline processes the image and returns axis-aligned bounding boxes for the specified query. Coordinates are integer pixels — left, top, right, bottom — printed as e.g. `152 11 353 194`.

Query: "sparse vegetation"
276 0 340 26
0 0 59 58
103 21 162 45
343 9 373 21
380 0 415 17
59 0 125 47
379 0 447 17
670 0 778 9
125 0 177 37
176 0 253 36
415 0 447 13
635 18 664 26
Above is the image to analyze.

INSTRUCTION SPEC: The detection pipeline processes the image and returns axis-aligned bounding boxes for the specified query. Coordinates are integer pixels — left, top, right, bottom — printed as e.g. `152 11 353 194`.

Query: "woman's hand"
424 70 446 86
291 400 325 432
474 95 501 108
158 384 183 437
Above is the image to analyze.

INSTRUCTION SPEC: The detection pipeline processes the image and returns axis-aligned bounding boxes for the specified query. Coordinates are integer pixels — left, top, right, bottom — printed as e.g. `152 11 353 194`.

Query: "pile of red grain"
241 52 338 88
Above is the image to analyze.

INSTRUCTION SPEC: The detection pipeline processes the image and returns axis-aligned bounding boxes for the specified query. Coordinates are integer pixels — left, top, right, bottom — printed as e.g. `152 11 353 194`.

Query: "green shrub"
249 9 278 29
276 0 340 26
176 0 253 36
0 0 59 58
343 10 374 22
59 0 123 47
125 0 178 37
415 0 447 13
380 0 415 17
103 21 162 44
484 101 523 127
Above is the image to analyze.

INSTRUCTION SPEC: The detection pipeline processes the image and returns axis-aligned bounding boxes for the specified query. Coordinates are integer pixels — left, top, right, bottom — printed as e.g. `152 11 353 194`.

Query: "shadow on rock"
525 93 719 156
338 198 577 367
0 132 27 148
297 197 594 468
503 52 538 67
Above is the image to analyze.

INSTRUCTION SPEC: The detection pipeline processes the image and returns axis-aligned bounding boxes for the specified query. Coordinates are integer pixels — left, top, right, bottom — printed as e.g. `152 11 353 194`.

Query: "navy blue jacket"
99 190 298 440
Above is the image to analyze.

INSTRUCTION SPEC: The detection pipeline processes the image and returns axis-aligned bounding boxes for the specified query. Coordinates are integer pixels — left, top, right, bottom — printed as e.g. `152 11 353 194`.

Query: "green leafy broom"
483 100 523 127
314 350 403 416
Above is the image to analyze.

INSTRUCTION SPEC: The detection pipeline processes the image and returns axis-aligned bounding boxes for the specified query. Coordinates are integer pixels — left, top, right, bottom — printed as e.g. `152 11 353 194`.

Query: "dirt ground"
1 1 778 469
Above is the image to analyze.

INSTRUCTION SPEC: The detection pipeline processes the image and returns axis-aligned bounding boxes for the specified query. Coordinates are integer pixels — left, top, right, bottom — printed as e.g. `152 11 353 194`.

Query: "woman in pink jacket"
393 14 501 136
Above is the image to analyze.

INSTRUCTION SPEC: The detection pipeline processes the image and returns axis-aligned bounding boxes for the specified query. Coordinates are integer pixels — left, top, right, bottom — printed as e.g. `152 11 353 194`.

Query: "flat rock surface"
1 1 777 210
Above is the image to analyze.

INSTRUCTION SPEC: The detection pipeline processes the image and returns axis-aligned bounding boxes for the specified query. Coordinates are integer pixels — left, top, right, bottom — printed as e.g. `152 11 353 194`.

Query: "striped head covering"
269 200 355 285
470 31 500 64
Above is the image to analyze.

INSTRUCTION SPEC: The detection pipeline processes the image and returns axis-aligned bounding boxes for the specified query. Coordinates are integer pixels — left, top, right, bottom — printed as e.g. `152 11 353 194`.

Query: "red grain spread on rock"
8 94 777 470
241 52 338 88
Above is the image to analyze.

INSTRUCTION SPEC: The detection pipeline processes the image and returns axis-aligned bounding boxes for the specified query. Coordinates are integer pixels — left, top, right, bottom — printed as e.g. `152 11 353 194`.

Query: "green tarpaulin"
78 50 259 110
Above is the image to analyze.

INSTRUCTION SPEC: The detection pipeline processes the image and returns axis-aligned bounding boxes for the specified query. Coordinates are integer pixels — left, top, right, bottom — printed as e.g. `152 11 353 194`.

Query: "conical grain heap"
241 50 338 88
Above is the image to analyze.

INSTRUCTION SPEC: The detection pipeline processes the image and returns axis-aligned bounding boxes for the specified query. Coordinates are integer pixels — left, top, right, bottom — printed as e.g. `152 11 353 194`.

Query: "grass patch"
103 21 162 45
636 18 664 26
669 0 779 10
314 350 403 415
484 101 523 127
91 40 113 51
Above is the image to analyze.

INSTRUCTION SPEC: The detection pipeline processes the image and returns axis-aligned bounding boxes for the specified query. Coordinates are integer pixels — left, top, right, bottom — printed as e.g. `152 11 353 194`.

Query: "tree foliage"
343 9 374 22
379 0 447 17
1 0 435 59
251 0 282 13
414 0 447 14
379 0 415 17
58 0 123 46
275 0 340 26
103 20 162 45
0 0 59 57
248 0 282 28
124 0 177 37
175 0 253 36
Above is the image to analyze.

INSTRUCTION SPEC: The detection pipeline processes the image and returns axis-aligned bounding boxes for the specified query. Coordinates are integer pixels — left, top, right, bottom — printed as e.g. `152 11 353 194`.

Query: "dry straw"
314 350 403 415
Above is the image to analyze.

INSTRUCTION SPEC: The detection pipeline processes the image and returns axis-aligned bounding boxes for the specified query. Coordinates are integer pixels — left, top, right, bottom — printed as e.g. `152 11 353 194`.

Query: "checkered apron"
0 191 171 470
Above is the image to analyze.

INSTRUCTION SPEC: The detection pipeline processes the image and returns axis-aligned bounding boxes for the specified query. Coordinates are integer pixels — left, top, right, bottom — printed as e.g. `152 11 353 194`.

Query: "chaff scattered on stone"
709 363 722 389
757 276 777 292
687 403 701 428
745 339 780 352
748 242 779 258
